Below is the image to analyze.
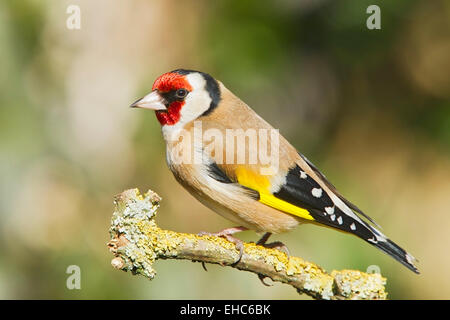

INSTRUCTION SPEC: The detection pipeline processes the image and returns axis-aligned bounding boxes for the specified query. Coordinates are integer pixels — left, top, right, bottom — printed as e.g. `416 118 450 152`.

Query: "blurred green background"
0 0 449 299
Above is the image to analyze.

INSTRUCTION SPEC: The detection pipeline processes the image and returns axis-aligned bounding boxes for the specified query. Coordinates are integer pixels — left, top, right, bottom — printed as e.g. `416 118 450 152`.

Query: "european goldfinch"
131 69 419 274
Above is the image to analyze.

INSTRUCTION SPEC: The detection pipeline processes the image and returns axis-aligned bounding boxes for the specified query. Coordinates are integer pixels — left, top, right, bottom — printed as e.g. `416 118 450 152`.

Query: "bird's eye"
175 88 188 99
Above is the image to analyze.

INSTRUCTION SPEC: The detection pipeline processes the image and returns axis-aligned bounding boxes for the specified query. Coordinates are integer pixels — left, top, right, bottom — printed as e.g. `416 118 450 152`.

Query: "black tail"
369 237 420 274
310 206 419 274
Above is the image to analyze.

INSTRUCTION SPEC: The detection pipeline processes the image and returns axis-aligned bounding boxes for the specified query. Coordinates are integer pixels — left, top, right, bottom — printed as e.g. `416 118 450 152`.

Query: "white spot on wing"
406 253 415 265
312 188 322 198
330 214 336 221
337 216 343 225
300 170 307 179
327 192 365 226
350 223 356 230
325 206 334 214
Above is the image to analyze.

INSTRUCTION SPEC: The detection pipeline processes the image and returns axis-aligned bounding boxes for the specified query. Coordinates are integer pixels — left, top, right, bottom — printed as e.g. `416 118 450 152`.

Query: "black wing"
298 152 381 228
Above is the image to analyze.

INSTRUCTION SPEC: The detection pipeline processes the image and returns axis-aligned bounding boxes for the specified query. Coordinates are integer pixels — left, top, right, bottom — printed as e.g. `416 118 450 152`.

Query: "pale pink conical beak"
130 91 166 110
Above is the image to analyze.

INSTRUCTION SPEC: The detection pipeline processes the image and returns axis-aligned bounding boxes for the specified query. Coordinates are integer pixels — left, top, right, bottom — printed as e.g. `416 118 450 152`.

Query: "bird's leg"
198 226 248 267
256 232 290 256
255 232 289 287
256 232 272 246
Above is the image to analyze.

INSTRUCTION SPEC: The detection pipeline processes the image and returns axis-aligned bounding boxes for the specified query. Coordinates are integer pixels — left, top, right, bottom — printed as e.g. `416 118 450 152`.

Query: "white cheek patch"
178 73 212 125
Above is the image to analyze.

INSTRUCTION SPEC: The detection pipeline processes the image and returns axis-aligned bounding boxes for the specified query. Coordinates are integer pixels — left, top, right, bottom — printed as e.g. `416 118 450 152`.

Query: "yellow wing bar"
235 166 314 221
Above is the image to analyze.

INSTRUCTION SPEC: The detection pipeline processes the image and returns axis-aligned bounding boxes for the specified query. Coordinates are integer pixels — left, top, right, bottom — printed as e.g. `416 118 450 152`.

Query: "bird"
130 69 419 274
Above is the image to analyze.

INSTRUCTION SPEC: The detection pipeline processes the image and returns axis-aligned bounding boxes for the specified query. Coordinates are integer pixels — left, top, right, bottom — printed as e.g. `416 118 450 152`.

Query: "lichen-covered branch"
107 188 387 300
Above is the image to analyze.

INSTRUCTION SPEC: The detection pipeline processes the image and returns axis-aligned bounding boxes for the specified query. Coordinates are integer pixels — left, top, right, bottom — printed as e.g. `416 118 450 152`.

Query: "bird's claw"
197 226 248 267
258 274 273 287
261 241 290 257
256 232 290 258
